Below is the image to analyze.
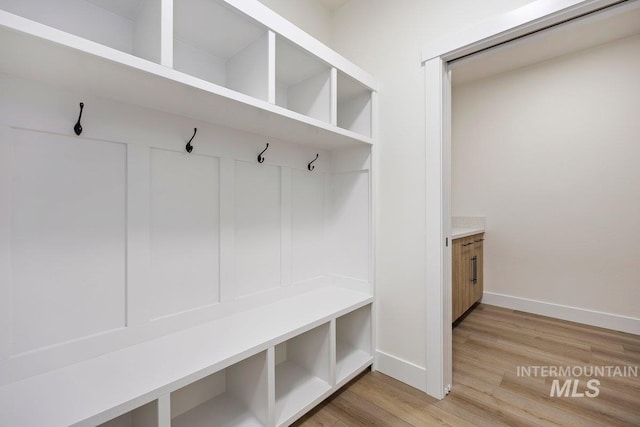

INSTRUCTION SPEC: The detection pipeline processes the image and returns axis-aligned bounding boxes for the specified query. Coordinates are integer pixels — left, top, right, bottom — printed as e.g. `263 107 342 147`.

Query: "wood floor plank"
349 372 476 427
294 304 640 427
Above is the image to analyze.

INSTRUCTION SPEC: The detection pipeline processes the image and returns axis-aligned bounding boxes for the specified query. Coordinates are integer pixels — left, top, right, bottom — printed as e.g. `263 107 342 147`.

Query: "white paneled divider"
0 0 377 425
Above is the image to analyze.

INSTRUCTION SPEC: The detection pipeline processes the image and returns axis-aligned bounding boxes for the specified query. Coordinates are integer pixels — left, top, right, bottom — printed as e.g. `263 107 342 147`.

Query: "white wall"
329 0 534 384
258 0 332 45
452 35 640 321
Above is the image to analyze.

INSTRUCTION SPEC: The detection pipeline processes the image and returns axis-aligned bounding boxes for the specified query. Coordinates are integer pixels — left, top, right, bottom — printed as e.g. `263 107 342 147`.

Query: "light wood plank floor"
294 304 640 426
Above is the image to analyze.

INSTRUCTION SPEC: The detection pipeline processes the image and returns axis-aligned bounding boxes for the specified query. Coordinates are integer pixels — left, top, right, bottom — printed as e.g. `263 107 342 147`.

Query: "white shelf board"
0 11 373 148
275 361 331 427
336 344 373 385
0 285 372 426
172 393 264 427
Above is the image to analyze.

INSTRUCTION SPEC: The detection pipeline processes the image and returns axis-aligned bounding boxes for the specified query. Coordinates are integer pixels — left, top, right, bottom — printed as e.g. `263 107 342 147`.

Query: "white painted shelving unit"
0 0 377 426
0 0 377 147
336 305 373 387
275 324 332 426
171 351 270 427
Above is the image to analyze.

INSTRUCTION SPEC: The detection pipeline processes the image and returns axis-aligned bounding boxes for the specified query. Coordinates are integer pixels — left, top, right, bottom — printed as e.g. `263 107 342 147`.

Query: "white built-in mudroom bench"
0 0 377 426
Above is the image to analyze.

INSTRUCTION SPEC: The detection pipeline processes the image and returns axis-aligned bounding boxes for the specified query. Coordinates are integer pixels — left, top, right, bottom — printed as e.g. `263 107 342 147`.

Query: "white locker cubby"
337 71 372 138
275 36 332 123
0 0 163 63
275 323 331 426
171 351 269 427
336 304 373 385
174 0 270 101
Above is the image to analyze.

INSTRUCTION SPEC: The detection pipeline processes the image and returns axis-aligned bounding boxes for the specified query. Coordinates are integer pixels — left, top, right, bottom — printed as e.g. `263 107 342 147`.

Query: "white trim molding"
375 350 427 392
482 292 640 336
421 0 624 62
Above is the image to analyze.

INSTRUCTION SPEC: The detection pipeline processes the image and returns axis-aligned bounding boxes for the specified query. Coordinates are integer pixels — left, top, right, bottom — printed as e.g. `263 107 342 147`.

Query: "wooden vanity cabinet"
452 233 484 322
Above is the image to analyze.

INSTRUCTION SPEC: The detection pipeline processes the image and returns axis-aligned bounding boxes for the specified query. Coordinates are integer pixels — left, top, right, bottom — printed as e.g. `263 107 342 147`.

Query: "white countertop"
452 226 485 239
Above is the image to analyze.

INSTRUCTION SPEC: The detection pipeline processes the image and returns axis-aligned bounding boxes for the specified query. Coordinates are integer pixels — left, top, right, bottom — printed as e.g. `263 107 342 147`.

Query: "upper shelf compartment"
174 0 270 101
0 0 377 148
275 36 332 124
0 0 163 64
337 71 373 138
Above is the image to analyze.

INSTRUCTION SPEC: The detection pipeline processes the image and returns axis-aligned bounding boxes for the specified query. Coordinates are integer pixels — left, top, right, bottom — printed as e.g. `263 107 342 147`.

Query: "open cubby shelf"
336 304 373 385
174 0 270 101
0 288 373 426
0 0 376 147
0 0 162 63
171 351 269 427
275 323 332 426
275 36 332 123
337 72 373 138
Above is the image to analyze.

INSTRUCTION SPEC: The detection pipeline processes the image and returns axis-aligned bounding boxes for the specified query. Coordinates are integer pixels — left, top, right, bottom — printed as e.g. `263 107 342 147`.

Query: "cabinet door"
452 238 464 321
472 234 484 304
453 234 485 322
462 237 475 315
453 236 474 321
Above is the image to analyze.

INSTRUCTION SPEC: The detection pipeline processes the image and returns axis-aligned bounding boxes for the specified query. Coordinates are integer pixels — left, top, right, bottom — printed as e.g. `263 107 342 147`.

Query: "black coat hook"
74 102 84 136
257 143 269 163
308 153 319 171
185 128 197 153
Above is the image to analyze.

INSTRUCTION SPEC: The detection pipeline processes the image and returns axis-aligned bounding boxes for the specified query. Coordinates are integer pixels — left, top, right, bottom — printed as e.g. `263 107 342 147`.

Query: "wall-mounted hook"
308 153 319 171
185 128 197 153
257 143 269 163
73 102 84 136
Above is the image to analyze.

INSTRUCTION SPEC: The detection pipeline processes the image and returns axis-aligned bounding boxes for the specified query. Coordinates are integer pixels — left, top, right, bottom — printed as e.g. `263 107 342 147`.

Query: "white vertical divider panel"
327 171 370 282
330 319 337 386
126 145 151 326
0 126 10 360
149 150 220 319
10 131 126 354
280 167 292 287
219 158 235 301
323 172 331 283
160 0 173 68
370 91 379 368
267 346 276 427
268 30 276 104
330 68 338 126
291 169 325 283
233 161 281 299
157 394 171 427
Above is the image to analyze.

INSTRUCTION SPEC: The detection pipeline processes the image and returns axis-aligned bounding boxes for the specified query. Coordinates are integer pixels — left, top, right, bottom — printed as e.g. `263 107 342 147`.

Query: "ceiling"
451 1 640 86
317 0 351 12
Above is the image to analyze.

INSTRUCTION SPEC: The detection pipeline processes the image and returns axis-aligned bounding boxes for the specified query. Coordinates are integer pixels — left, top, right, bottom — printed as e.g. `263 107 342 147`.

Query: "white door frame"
421 0 625 399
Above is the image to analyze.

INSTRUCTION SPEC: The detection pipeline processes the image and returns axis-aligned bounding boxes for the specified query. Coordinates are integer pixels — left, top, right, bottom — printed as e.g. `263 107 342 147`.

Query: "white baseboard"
482 292 640 335
374 350 427 392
